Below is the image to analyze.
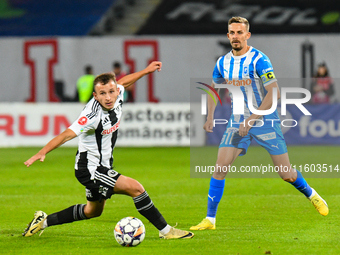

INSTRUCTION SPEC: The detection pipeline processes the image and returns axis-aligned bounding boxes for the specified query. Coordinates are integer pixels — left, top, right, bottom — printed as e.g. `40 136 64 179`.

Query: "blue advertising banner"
207 104 340 145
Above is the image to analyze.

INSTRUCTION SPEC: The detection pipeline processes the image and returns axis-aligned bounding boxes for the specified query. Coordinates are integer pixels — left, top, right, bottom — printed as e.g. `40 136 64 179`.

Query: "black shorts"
75 166 121 202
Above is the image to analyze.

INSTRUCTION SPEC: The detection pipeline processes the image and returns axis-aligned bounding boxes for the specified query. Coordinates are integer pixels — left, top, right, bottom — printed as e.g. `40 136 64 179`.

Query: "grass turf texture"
0 146 339 255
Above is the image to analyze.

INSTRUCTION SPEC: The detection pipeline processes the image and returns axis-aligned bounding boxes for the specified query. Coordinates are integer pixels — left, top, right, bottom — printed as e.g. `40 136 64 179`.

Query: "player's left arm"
239 82 280 136
117 61 162 88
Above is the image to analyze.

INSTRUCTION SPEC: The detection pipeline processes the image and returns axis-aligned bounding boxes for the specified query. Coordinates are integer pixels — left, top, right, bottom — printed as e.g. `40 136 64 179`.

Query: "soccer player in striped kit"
191 17 328 231
23 61 193 240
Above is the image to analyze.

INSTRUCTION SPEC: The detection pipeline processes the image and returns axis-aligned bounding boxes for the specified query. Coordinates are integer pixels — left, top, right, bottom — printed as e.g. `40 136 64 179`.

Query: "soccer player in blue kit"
191 17 328 231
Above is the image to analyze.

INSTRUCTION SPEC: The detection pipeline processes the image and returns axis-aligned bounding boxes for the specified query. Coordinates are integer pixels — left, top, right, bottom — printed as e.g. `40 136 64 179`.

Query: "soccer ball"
114 217 145 247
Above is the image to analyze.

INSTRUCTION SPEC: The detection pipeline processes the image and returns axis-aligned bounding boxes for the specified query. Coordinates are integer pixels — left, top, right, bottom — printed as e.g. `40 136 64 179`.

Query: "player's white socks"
206 217 216 225
42 219 48 229
308 188 316 200
159 224 171 235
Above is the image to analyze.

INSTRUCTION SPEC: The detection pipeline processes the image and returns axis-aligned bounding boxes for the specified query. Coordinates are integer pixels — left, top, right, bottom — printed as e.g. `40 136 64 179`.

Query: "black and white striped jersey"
69 84 124 179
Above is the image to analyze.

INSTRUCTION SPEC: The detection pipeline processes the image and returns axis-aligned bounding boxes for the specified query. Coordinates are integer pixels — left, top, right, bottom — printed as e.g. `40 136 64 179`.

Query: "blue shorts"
219 120 287 156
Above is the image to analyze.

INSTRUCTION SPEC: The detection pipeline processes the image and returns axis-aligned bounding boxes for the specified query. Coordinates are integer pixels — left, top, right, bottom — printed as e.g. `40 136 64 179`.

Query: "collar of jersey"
230 46 253 59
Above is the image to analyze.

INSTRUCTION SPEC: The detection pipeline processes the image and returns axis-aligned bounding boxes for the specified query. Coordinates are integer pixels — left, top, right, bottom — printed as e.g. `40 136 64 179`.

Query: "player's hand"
145 61 162 73
238 118 253 137
203 119 214 133
24 153 46 167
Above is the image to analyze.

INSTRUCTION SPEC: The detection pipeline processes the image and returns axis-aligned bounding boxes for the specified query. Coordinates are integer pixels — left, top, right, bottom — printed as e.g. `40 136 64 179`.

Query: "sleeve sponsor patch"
260 71 276 84
77 116 88 125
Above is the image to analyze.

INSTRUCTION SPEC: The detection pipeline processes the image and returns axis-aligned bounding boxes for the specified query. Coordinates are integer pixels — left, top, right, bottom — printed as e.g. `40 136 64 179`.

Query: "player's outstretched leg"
289 170 328 216
23 202 103 237
23 211 47 237
191 147 240 231
115 175 194 239
272 154 328 216
190 177 225 230
133 190 194 239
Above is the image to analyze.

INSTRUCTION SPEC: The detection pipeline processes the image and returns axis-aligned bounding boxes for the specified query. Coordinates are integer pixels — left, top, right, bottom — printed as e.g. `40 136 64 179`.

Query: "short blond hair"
228 16 250 32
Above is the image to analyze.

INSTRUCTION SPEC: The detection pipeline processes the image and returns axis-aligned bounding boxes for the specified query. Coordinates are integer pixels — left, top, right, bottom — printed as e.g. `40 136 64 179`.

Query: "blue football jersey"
212 46 279 125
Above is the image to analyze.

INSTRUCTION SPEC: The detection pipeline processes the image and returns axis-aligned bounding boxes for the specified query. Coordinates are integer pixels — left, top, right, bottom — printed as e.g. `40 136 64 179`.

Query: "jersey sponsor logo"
101 120 120 135
256 132 276 141
78 116 88 125
225 79 252 86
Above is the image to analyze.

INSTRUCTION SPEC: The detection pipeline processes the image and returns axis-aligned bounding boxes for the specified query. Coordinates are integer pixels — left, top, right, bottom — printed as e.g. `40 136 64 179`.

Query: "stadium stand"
137 0 340 35
0 0 115 36
90 0 161 35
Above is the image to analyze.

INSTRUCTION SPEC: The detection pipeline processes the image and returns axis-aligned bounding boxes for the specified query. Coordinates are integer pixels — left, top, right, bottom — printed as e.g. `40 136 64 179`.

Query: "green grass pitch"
1 146 340 255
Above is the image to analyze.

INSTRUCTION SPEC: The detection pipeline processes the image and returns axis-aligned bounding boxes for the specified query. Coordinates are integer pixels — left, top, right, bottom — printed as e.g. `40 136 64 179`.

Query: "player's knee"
282 176 296 183
213 171 226 180
127 179 145 197
213 163 229 179
132 181 145 197
89 210 103 218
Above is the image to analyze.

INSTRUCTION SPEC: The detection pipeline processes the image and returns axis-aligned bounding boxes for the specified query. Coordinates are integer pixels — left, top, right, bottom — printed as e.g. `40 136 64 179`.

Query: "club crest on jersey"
101 120 120 135
107 169 118 178
243 66 248 76
78 116 88 125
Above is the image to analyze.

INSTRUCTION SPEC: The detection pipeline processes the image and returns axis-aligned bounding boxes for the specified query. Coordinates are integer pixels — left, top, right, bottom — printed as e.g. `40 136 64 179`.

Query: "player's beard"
231 42 242 52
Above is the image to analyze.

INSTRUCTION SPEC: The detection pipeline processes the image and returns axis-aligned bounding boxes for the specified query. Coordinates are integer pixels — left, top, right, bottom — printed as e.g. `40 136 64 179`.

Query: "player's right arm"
204 57 223 133
117 61 162 88
24 128 77 167
204 82 218 133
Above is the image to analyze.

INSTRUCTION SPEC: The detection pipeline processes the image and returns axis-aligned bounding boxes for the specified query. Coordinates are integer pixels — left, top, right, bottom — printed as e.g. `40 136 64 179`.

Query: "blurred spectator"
113 61 134 102
76 65 95 103
113 61 126 80
311 62 335 104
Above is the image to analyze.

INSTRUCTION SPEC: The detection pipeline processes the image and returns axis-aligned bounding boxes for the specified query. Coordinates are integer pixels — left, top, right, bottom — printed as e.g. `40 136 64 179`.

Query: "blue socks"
207 177 225 218
206 170 311 220
290 170 313 197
